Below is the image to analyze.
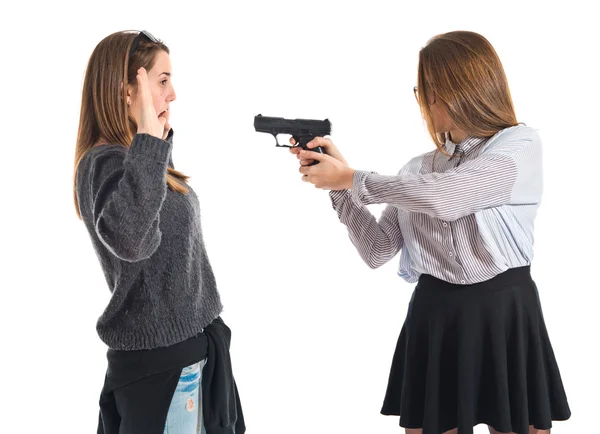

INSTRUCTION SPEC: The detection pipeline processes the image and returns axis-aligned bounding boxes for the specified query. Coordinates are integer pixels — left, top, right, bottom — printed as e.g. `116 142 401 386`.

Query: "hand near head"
132 67 168 139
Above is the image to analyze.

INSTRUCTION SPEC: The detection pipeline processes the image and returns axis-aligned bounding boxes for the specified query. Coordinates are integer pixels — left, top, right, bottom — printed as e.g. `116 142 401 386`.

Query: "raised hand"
133 67 167 139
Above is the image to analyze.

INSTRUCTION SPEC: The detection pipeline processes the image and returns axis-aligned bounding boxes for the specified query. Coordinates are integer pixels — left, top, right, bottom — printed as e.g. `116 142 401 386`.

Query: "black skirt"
381 266 571 434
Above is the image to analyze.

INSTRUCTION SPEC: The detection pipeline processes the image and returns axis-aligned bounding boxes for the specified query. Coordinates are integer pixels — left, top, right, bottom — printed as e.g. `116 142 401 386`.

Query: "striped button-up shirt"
329 124 542 285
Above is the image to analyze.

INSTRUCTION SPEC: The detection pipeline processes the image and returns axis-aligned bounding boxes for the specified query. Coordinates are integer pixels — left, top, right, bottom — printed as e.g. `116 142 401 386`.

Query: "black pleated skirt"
381 266 571 434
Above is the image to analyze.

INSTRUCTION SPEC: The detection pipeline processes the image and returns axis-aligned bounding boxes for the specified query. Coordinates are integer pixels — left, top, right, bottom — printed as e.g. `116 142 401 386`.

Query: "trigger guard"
272 132 280 147
273 132 295 148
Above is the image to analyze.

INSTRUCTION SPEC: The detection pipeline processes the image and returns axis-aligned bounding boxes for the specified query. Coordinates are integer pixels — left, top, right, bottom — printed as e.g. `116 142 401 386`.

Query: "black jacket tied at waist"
98 317 245 434
202 317 245 434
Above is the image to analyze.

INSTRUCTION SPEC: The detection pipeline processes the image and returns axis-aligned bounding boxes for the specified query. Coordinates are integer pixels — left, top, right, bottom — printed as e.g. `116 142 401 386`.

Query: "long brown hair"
416 31 519 155
73 31 189 219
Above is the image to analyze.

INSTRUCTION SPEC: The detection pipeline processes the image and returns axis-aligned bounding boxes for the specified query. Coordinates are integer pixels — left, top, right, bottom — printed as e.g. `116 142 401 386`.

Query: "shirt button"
461 280 466 284
449 252 453 256
443 222 448 227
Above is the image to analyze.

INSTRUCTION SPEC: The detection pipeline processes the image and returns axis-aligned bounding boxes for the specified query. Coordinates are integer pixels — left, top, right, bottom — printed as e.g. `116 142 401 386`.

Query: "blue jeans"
164 359 207 434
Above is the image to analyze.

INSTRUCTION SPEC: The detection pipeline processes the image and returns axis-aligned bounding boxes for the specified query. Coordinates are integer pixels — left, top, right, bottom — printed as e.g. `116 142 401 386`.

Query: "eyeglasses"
129 30 159 58
413 86 436 105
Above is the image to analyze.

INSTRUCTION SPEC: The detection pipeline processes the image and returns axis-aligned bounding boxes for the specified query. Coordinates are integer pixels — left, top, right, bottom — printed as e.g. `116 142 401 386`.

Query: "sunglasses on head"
129 30 159 58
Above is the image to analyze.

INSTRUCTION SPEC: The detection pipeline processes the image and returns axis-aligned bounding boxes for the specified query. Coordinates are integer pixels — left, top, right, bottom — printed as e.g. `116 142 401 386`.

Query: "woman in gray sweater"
74 30 244 434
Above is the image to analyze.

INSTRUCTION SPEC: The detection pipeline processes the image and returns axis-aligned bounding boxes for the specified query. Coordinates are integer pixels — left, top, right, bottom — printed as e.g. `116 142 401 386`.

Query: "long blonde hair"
416 31 519 155
73 31 189 219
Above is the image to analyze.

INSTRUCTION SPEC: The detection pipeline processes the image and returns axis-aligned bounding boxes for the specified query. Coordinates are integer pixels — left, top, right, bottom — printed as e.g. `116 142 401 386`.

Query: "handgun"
254 114 332 166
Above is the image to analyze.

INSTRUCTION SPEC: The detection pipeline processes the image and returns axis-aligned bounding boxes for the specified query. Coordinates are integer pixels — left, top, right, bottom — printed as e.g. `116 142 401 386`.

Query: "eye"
160 79 168 86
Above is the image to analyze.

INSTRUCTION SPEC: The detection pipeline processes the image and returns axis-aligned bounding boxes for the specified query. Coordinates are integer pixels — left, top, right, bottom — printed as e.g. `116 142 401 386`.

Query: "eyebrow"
159 72 171 77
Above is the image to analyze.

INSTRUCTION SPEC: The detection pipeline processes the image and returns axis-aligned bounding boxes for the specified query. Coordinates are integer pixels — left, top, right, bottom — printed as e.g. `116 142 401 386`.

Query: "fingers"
297 163 321 176
136 67 148 82
289 136 333 150
288 146 314 164
136 68 151 102
298 149 327 161
289 137 332 150
289 148 315 165
161 110 171 140
288 140 325 172
136 68 155 117
297 155 327 187
135 67 165 138
306 136 333 149
301 173 314 184
300 171 322 188
159 115 167 128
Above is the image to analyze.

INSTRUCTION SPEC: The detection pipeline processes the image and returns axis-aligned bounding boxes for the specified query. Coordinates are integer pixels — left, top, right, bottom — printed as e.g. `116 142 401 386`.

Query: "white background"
1 0 598 432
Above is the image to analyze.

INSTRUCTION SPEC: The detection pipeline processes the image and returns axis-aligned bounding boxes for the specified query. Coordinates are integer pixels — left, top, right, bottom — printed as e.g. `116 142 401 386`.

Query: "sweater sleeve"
85 134 173 262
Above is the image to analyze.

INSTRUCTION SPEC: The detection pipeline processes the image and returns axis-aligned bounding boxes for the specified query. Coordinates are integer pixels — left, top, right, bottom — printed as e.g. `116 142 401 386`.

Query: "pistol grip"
302 144 324 166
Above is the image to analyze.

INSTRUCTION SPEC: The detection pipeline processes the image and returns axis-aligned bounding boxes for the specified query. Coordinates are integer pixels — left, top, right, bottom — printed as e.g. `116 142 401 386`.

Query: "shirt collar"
444 134 487 160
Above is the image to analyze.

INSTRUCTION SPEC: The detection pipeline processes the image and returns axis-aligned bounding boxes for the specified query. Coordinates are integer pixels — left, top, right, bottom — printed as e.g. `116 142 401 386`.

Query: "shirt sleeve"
329 189 404 269
84 134 173 262
350 134 540 221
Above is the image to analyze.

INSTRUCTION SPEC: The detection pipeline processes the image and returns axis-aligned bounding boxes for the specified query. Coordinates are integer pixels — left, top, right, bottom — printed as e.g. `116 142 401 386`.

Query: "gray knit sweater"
76 132 223 350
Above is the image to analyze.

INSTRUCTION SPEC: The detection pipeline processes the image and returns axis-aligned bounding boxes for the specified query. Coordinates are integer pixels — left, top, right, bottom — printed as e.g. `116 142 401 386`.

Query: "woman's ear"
121 81 133 106
126 85 134 106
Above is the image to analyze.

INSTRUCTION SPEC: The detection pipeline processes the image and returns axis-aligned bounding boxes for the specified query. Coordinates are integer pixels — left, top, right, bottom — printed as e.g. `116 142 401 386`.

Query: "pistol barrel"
254 114 331 136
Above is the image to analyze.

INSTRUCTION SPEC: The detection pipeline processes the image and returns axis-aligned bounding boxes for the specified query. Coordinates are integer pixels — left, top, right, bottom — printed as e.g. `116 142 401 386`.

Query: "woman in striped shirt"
290 31 570 434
